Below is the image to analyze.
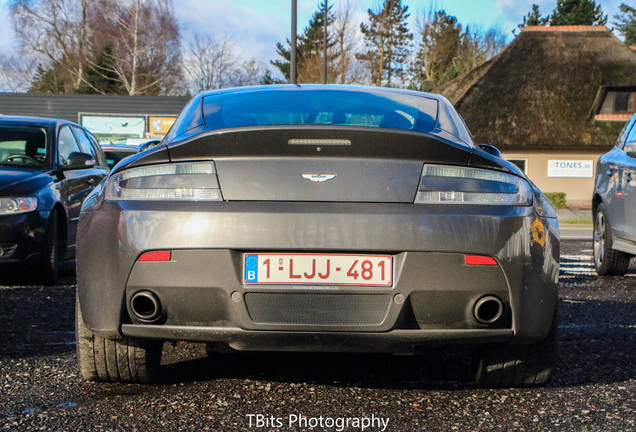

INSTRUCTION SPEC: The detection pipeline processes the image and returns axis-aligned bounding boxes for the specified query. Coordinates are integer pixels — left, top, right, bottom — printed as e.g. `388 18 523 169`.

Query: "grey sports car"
76 85 560 386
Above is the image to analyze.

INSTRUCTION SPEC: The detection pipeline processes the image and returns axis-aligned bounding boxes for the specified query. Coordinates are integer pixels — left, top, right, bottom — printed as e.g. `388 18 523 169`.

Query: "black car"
76 85 559 386
0 116 109 284
101 140 161 169
100 144 139 169
593 113 636 275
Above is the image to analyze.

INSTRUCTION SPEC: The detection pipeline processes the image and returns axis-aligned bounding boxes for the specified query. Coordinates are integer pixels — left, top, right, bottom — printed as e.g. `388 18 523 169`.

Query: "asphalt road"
0 241 634 431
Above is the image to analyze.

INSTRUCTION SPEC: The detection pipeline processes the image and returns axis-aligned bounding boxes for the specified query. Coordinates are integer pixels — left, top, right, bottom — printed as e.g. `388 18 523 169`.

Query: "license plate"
243 253 392 286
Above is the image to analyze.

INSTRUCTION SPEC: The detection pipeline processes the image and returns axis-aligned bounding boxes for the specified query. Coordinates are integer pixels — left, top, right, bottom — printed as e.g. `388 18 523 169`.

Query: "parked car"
101 140 162 169
138 139 161 153
100 144 139 169
592 113 636 275
76 85 560 386
0 116 109 284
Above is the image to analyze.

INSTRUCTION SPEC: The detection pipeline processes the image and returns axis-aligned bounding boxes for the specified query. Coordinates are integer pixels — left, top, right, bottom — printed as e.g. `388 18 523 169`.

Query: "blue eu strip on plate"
244 254 258 282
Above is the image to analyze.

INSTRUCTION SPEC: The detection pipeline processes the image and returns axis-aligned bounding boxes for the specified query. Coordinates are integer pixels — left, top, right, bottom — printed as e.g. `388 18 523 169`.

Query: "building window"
614 91 635 113
599 89 636 115
506 158 527 173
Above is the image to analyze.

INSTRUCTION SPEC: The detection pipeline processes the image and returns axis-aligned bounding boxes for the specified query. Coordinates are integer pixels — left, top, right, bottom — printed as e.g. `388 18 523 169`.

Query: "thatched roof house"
439 26 636 150
438 26 636 207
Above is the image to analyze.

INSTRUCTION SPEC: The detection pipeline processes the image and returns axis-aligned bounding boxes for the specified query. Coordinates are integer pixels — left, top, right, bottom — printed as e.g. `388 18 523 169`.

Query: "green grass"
560 218 593 225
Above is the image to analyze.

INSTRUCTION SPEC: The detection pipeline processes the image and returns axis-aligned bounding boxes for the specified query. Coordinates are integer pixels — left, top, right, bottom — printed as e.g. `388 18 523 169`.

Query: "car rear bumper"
122 324 513 352
77 201 559 346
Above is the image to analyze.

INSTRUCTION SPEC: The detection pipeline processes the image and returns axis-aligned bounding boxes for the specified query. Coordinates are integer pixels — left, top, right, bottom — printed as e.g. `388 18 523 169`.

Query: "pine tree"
549 0 607 26
271 40 294 81
298 2 337 83
299 2 336 58
518 4 549 31
78 42 123 94
614 3 636 46
29 63 71 93
357 0 413 87
270 2 336 82
260 70 284 85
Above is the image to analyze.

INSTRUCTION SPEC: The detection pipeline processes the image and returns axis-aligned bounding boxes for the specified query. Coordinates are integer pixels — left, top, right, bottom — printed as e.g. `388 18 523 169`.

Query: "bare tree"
90 0 181 95
332 0 361 84
183 33 238 92
411 8 507 89
232 58 269 87
413 8 461 85
183 33 269 92
0 54 38 92
453 26 506 75
10 0 92 92
297 53 339 83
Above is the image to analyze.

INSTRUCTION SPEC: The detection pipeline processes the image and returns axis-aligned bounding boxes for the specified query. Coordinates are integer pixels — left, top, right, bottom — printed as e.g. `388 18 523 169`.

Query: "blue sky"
0 0 624 68
170 0 623 63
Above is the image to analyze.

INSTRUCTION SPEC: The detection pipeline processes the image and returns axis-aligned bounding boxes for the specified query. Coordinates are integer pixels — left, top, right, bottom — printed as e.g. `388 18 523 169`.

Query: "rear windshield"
202 89 438 133
0 126 48 169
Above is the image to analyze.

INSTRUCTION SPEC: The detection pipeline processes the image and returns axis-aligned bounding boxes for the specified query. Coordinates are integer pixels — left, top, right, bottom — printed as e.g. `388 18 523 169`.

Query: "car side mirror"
625 141 636 158
139 140 161 153
478 144 502 158
62 152 95 170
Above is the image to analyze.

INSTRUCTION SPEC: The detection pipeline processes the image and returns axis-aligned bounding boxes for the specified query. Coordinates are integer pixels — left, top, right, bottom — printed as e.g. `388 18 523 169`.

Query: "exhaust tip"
474 295 503 325
130 291 162 322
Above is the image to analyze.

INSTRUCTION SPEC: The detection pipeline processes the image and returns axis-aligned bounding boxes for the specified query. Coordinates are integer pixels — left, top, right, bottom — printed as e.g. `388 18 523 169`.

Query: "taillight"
464 255 498 266
105 162 222 201
415 164 532 205
138 250 172 262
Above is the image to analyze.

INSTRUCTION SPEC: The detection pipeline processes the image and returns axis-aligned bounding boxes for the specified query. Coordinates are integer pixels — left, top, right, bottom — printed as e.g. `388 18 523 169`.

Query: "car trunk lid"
167 127 472 203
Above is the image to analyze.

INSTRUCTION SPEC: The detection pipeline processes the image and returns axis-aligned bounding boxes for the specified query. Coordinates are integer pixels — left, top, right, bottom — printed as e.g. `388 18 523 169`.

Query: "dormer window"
594 88 636 120
598 89 636 115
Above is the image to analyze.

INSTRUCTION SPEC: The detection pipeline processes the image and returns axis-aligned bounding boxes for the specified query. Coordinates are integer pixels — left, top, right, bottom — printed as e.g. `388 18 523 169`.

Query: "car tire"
593 204 630 276
75 295 162 383
473 308 557 387
38 211 59 285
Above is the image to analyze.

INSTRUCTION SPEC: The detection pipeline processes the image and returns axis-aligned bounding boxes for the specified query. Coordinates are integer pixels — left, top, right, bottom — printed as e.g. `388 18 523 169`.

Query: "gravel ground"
0 240 634 431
